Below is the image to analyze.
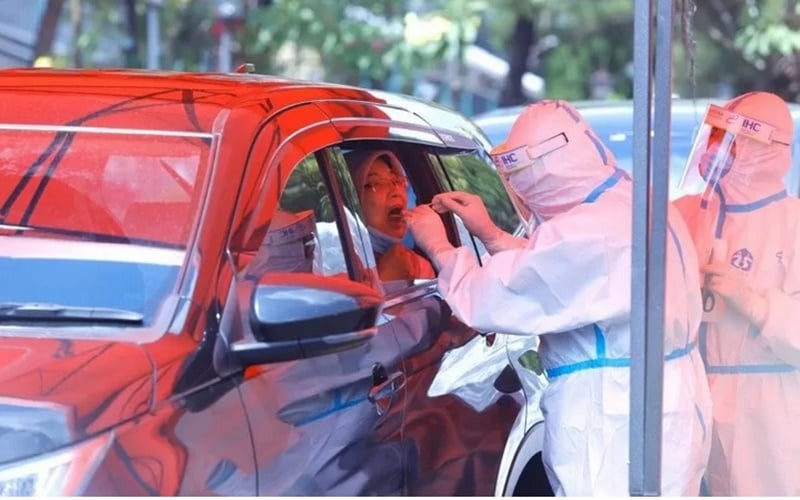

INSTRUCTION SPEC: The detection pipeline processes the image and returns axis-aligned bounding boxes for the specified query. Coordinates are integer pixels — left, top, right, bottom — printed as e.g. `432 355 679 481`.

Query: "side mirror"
230 273 382 366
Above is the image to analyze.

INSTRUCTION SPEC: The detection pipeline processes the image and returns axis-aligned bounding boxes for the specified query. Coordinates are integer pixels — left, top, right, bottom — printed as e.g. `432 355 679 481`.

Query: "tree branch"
34 0 65 59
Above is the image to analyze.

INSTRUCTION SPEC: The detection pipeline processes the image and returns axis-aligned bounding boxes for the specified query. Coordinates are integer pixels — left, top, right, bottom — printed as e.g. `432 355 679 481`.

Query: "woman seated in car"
347 149 436 281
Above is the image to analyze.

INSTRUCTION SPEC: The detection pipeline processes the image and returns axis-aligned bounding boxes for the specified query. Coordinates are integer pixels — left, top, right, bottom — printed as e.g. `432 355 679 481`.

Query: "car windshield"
0 125 213 326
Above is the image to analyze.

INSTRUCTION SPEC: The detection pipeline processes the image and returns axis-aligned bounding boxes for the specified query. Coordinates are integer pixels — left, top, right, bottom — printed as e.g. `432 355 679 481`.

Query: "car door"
316 100 515 494
390 145 540 496
320 135 530 495
220 104 409 496
313 98 517 494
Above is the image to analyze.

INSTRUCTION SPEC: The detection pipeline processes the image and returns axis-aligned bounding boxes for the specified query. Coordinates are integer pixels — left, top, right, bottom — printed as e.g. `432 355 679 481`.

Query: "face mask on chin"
368 226 402 255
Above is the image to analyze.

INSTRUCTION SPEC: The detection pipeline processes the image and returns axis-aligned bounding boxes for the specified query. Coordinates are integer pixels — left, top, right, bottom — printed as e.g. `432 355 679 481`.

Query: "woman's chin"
384 221 407 239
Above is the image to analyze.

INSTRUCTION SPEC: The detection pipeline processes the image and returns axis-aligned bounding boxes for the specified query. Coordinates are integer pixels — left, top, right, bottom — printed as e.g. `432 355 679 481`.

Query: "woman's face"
361 159 408 239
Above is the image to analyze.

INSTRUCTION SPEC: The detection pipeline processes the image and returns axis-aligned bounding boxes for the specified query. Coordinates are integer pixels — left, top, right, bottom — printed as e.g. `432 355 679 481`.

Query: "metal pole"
629 3 654 490
630 0 675 494
146 2 160 69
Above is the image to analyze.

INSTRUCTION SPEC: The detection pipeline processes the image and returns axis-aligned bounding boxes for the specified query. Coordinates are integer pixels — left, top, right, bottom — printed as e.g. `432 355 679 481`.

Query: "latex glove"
702 263 769 327
404 205 454 270
431 191 525 254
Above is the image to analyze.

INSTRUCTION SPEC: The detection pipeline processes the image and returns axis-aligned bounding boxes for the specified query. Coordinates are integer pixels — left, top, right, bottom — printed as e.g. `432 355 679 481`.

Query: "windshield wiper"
0 303 144 324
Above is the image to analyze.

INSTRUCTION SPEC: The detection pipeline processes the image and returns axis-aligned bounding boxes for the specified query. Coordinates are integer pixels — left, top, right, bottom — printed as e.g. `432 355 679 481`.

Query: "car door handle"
368 371 406 415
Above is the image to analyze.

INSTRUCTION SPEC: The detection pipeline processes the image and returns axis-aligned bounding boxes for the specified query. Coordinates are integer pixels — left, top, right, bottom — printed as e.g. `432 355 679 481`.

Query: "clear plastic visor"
677 123 738 199
677 103 790 199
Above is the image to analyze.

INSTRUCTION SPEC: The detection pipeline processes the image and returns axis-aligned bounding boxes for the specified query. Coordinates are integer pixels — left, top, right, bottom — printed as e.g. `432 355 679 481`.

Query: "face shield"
490 133 569 235
678 104 791 200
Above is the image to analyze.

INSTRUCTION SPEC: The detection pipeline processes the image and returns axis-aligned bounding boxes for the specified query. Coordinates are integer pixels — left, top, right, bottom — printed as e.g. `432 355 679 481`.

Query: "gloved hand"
702 263 769 327
431 191 525 254
404 205 454 270
431 191 501 243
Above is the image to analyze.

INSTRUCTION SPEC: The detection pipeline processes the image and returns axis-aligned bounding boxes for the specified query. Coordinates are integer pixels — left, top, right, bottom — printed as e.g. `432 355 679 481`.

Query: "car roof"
0 68 481 141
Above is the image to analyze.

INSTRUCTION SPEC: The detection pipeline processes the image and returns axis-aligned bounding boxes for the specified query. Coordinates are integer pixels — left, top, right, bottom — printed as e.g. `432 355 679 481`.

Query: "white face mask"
247 210 318 277
507 164 594 221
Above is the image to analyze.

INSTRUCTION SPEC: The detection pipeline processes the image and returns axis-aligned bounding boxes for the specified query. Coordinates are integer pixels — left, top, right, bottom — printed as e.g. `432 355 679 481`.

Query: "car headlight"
0 432 112 496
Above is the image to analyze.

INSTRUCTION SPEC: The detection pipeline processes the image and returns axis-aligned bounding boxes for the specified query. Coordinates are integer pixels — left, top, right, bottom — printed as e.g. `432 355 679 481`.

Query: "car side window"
237 154 350 279
430 150 520 234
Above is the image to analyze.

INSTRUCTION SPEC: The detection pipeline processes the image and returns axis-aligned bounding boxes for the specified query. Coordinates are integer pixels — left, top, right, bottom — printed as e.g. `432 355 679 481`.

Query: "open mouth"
387 207 404 222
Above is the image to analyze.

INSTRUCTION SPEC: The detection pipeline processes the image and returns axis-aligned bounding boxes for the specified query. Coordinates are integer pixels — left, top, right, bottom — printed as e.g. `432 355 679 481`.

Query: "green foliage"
241 0 471 89
677 0 800 100
734 0 800 62
519 349 543 375
48 0 800 104
55 0 215 70
738 24 800 58
539 0 634 100
279 156 334 222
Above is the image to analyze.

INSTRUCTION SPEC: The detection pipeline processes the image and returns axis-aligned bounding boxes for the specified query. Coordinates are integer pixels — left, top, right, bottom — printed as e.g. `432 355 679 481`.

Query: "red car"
0 68 550 496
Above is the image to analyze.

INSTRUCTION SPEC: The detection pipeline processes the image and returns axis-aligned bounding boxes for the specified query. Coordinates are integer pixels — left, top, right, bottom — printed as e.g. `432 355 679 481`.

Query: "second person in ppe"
405 100 712 496
675 91 800 496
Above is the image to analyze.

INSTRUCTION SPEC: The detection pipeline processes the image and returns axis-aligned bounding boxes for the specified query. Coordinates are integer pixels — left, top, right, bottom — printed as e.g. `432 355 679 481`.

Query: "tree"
240 0 468 90
498 16 535 106
683 0 800 101
34 0 66 60
481 0 634 103
30 0 800 106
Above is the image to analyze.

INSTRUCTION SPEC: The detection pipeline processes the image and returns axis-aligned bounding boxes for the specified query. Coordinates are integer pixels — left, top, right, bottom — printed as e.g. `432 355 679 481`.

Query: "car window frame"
314 147 376 284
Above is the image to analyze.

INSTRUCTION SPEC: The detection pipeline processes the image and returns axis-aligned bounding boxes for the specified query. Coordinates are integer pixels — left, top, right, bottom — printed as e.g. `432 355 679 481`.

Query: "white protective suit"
408 100 711 496
675 91 800 496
